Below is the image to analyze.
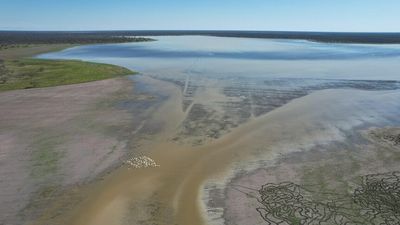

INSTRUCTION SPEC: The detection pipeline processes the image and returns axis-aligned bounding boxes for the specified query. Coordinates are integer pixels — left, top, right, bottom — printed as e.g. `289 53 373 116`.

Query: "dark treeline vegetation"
2 31 400 45
0 31 154 46
122 30 400 44
2 30 400 48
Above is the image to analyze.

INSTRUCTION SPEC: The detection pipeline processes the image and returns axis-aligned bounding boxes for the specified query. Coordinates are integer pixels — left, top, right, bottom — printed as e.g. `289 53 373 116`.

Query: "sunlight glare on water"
39 36 400 81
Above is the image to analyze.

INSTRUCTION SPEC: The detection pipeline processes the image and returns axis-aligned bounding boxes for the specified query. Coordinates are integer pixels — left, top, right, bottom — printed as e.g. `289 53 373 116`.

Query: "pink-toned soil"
0 77 134 225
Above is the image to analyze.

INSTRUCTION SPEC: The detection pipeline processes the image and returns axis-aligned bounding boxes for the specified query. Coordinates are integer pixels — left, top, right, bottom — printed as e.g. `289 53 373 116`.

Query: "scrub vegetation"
0 31 154 92
0 58 134 91
0 31 154 47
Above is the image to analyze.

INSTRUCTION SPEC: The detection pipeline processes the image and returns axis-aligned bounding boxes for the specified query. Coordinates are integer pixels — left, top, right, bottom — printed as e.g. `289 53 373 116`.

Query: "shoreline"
0 42 150 225
21 42 400 224
0 76 140 225
3 30 400 44
0 43 140 92
2 39 400 225
51 88 400 225
0 44 77 59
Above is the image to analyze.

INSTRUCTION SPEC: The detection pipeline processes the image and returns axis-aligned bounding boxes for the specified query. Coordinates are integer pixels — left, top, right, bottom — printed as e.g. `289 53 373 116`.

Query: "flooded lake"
40 36 400 143
40 35 400 81
38 36 400 225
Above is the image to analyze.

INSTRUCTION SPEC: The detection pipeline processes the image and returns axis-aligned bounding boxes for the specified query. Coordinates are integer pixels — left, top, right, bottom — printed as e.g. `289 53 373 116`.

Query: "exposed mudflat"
366 127 400 146
0 77 149 225
3 36 400 225
223 124 400 225
3 75 400 225
29 82 400 225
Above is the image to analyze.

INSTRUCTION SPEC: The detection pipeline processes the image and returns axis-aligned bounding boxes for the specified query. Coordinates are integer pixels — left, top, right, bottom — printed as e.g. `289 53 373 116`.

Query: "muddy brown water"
58 85 400 225
35 36 400 225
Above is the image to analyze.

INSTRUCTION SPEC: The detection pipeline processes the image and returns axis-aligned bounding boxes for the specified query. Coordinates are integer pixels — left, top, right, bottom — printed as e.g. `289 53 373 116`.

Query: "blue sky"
1 0 399 32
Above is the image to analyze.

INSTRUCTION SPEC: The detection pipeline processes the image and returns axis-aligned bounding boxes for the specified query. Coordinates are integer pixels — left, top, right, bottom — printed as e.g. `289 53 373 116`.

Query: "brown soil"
2 70 400 225
47 89 400 225
0 77 135 225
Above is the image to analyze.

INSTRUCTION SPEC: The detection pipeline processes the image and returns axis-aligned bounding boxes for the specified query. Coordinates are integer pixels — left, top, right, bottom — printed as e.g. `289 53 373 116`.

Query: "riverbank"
0 76 140 225
0 33 155 92
0 44 137 92
0 58 134 91
0 40 153 225
46 87 400 225
2 35 400 225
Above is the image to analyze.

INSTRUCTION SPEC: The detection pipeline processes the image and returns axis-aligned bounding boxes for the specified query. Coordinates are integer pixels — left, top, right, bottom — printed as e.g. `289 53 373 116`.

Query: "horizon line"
1 29 400 34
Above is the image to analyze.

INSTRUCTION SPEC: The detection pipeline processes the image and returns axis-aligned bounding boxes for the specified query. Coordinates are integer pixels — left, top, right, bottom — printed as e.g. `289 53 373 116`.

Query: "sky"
1 0 399 32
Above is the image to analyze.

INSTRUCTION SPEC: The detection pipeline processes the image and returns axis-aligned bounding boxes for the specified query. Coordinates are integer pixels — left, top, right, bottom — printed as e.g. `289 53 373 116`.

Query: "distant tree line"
2 31 400 45
0 31 154 45
122 30 400 44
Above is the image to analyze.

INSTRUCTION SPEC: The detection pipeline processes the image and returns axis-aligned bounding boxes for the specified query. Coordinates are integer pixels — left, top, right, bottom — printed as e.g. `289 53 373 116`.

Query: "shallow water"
37 36 400 225
40 35 400 81
39 36 400 141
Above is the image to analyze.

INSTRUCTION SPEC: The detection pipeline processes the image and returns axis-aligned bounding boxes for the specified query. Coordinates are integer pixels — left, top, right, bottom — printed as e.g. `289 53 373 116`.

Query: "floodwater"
38 36 400 225
40 35 400 80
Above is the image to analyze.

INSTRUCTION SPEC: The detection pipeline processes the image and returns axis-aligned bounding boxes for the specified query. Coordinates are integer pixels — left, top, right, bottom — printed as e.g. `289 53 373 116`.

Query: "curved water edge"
36 36 400 225
59 87 400 225
39 36 400 81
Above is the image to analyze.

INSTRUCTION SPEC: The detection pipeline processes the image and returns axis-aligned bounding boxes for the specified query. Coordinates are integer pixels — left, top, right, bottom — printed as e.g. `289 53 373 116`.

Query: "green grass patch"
0 58 135 91
30 135 63 179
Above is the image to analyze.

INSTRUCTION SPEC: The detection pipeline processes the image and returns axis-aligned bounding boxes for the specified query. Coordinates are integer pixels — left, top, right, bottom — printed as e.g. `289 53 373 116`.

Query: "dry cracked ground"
2 72 400 225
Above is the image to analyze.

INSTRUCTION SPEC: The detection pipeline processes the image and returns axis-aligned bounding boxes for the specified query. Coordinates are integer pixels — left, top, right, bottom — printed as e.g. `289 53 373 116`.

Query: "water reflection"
39 36 400 81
